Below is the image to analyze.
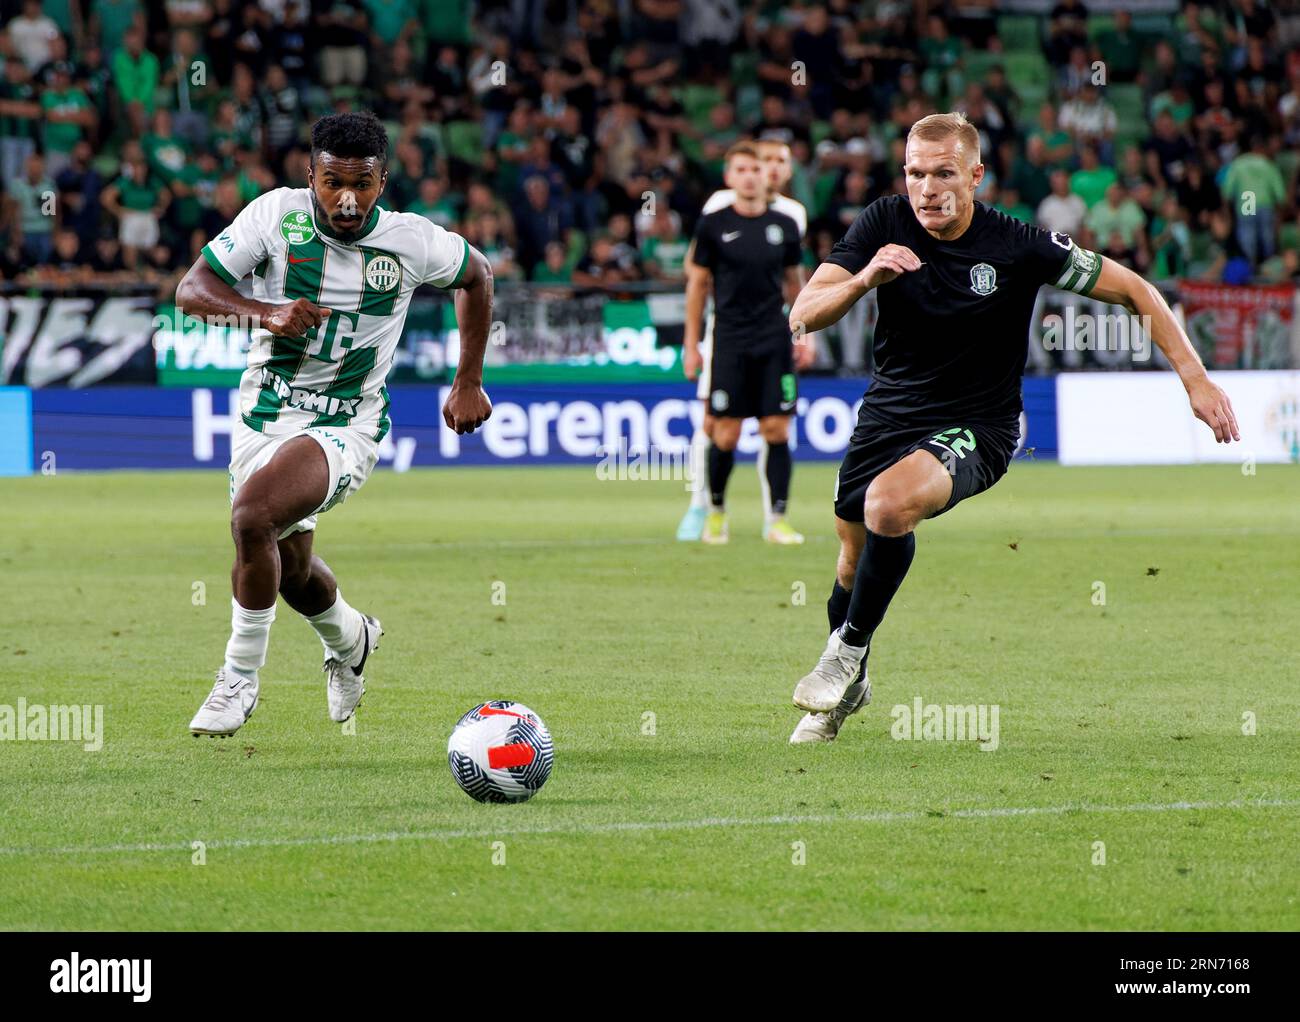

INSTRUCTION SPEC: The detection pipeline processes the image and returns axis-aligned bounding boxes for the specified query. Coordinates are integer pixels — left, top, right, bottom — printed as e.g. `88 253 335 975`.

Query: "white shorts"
119 210 160 249
229 423 379 537
695 311 714 401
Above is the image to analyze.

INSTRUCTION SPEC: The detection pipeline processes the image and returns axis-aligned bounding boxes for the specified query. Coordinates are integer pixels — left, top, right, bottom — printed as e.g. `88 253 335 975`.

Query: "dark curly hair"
310 111 389 166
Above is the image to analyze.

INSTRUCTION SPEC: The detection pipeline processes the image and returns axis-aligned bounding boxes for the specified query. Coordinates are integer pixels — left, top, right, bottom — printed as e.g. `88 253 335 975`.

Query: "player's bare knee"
230 502 280 551
759 417 789 444
863 488 919 537
712 421 741 450
836 552 859 590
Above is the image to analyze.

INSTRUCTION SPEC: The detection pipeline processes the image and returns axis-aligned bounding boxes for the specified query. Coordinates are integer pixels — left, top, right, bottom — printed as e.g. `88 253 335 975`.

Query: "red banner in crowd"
1178 281 1297 370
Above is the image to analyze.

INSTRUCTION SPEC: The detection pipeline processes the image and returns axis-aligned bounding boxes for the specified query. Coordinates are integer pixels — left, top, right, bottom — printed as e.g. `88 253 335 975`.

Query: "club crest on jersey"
365 253 401 292
969 262 998 296
765 223 784 245
280 210 316 246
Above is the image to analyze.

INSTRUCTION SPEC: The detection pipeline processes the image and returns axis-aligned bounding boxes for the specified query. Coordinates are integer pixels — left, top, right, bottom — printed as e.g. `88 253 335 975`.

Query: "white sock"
306 591 365 664
223 598 276 681
689 426 711 509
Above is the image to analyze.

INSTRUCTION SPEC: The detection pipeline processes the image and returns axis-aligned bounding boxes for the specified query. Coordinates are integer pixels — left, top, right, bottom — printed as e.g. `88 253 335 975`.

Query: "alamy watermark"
1041 307 1152 363
890 696 1000 752
0 699 103 751
595 438 695 488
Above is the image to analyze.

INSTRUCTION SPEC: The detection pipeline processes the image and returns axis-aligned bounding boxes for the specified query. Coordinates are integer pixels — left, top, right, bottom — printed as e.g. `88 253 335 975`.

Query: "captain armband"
1053 244 1103 295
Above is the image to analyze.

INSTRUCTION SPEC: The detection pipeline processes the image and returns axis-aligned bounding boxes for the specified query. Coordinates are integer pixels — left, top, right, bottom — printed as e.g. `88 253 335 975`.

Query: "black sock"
840 529 916 647
827 581 851 635
764 441 792 516
707 445 735 508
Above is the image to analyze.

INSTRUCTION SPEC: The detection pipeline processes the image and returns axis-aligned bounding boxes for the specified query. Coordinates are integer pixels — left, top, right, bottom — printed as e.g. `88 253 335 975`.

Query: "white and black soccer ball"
447 701 554 803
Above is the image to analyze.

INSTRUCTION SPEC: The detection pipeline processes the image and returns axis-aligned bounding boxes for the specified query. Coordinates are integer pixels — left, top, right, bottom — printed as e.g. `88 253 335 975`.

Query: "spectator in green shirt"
640 210 689 283
1070 146 1118 209
409 177 459 229
365 0 417 46
10 153 58 265
1092 11 1145 83
1028 103 1074 169
1221 135 1287 264
532 240 573 284
93 0 144 54
1085 183 1148 250
142 108 188 184
112 24 160 132
101 145 170 269
40 63 95 179
994 185 1035 225
0 59 42 184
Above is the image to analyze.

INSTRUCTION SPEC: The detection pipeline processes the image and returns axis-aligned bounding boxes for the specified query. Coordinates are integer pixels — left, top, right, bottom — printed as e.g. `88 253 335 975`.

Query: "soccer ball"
447 701 554 803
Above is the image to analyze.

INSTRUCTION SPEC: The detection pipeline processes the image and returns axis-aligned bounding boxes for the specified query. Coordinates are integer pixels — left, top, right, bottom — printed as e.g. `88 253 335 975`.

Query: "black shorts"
833 414 1019 523
705 340 796 419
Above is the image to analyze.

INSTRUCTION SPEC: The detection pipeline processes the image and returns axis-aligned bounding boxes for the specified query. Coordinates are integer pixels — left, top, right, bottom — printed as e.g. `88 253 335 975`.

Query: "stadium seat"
1108 84 1146 124
996 14 1042 53
962 48 1003 82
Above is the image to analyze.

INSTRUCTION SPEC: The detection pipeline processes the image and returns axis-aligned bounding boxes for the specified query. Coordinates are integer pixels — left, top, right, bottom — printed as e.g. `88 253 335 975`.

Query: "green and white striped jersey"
201 187 469 440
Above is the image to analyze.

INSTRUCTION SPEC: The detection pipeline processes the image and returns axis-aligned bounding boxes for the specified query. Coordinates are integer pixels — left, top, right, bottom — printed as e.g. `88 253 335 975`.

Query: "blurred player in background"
176 111 494 737
682 141 812 545
785 112 1239 744
679 138 812 544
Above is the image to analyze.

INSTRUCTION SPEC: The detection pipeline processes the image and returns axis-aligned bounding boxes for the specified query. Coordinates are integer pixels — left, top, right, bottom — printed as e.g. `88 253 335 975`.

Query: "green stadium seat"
1107 83 1145 126
996 14 1042 53
1004 51 1049 84
962 48 1003 82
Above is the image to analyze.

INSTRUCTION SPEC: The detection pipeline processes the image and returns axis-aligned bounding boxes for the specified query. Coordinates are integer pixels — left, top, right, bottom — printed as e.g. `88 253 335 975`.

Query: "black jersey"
693 205 802 347
827 195 1099 429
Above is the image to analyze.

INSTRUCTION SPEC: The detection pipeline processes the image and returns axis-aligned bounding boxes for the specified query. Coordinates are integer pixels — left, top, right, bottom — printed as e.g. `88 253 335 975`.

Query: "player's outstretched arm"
442 243 494 435
1084 257 1241 444
682 261 711 381
175 259 331 337
789 244 922 334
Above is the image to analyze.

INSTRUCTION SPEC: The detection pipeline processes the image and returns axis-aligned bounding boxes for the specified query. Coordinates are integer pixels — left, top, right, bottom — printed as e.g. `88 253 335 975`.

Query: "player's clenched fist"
262 299 333 337
442 380 493 434
858 244 923 291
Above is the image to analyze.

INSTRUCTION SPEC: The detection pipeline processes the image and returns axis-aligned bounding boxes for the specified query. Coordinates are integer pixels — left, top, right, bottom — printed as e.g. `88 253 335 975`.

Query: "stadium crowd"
0 0 1297 289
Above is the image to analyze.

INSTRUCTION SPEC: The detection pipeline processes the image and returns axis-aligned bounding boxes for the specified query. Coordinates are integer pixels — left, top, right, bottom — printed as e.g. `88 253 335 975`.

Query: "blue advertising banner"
27 378 1060 472
0 387 33 476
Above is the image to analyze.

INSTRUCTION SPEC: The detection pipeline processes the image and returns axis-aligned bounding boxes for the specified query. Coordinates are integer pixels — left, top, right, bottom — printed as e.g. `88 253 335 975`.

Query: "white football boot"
189 668 260 736
790 668 871 744
324 614 382 723
792 629 869 712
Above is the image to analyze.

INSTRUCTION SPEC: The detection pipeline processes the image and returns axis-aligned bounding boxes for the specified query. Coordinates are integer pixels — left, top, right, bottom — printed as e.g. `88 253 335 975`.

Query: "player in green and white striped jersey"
176 112 495 737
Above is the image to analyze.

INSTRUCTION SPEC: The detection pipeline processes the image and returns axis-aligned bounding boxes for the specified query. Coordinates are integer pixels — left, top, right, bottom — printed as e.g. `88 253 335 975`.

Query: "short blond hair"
906 112 981 164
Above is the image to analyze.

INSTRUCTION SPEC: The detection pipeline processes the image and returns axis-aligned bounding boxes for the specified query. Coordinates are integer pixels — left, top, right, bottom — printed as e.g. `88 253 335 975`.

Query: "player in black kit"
684 141 813 545
785 112 1240 744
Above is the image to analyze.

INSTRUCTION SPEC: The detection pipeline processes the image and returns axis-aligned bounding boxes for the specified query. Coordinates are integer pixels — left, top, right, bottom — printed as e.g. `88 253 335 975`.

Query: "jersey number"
304 310 360 363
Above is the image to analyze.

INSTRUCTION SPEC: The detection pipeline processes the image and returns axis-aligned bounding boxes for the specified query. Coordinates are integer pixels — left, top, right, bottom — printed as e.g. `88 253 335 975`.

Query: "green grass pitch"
1 460 1297 930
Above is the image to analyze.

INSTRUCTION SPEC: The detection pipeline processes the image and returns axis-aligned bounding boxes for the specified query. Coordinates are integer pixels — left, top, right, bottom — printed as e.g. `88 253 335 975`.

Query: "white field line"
1 798 1295 859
